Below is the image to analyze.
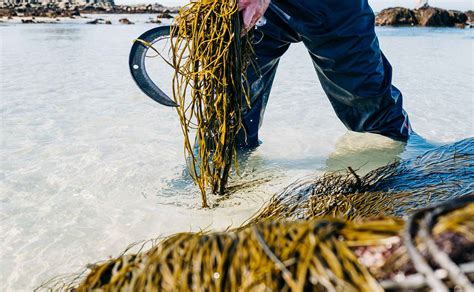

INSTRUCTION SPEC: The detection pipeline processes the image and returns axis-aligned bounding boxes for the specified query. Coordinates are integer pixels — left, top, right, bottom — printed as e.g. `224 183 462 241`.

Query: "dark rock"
2 3 180 18
415 7 450 26
82 5 106 12
376 7 417 26
21 19 35 23
156 12 173 19
0 8 13 17
464 10 474 23
376 6 469 27
72 7 81 16
148 19 162 24
87 18 110 25
119 18 134 25
448 10 468 24
414 6 467 27
0 8 17 17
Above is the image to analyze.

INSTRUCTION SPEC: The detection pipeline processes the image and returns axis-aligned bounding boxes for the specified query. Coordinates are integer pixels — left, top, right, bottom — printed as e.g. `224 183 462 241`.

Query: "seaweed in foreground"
38 138 474 291
72 218 405 291
43 198 473 291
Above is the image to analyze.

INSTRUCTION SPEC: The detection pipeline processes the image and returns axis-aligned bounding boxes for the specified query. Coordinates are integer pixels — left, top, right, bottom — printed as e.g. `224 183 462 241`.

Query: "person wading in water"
237 0 412 148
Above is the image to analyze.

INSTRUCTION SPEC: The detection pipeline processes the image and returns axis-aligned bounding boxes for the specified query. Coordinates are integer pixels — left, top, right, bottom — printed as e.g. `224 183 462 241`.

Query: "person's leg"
276 0 411 141
237 6 300 148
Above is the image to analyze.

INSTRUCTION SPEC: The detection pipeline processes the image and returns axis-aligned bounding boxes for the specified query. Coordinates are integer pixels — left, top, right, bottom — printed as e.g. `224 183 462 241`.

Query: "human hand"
239 0 270 32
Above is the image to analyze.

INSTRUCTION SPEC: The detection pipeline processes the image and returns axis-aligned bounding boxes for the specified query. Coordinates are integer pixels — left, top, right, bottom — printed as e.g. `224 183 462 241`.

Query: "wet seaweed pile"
52 198 473 291
170 0 254 207
75 218 402 291
40 139 474 291
247 137 473 224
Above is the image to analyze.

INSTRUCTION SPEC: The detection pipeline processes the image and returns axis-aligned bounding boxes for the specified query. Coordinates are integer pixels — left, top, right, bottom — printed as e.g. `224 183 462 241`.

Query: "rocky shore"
2 3 472 28
0 3 179 19
376 6 472 28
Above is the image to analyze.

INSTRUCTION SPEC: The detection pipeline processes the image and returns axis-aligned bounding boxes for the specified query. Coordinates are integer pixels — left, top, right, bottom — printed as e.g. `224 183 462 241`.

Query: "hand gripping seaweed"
170 0 254 207
129 0 254 207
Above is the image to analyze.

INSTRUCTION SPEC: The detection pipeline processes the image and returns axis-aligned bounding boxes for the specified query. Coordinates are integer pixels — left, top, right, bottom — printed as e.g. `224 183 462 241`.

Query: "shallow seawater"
0 15 473 290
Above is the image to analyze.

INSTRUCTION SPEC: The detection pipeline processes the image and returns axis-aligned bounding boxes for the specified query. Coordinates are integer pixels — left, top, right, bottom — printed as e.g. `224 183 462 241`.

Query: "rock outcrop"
0 3 179 18
86 18 111 24
375 7 418 26
465 10 474 23
1 6 80 18
376 6 469 27
156 12 172 19
147 17 162 24
118 18 134 25
415 7 467 26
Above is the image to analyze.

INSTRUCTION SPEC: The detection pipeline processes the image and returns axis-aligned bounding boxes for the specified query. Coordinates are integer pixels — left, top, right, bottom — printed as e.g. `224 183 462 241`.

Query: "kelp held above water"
170 0 254 207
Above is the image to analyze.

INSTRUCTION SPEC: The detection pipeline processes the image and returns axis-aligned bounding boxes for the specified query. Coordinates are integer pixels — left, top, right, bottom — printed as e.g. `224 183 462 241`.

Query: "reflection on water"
325 132 405 174
40 27 83 41
325 132 441 174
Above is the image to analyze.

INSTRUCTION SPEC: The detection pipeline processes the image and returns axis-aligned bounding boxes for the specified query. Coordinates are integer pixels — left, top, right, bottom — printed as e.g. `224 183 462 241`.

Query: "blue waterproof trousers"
237 0 412 148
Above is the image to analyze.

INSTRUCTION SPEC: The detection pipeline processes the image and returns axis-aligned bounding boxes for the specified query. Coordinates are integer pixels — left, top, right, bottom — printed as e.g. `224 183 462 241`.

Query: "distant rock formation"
147 17 162 24
86 18 112 25
416 7 467 26
20 17 58 24
0 6 80 18
156 12 173 19
376 7 418 26
376 6 469 27
464 10 474 23
0 2 179 19
119 18 134 25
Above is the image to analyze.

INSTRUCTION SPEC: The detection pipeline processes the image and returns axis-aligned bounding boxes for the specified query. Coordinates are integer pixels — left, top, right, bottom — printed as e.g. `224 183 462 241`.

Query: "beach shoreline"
1 4 472 27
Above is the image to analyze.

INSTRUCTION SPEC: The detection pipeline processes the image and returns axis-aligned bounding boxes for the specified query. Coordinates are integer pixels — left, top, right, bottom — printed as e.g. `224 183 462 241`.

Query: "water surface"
1 16 473 290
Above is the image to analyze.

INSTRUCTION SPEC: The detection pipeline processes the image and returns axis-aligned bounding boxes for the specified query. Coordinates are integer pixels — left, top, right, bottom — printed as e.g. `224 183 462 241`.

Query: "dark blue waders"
237 0 412 148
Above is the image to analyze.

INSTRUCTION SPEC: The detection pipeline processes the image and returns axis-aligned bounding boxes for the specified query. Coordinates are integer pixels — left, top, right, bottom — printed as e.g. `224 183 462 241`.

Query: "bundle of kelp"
170 0 254 207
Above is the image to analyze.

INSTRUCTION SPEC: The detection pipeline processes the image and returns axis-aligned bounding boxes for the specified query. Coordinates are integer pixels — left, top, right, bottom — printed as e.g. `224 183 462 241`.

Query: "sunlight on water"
0 16 473 290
